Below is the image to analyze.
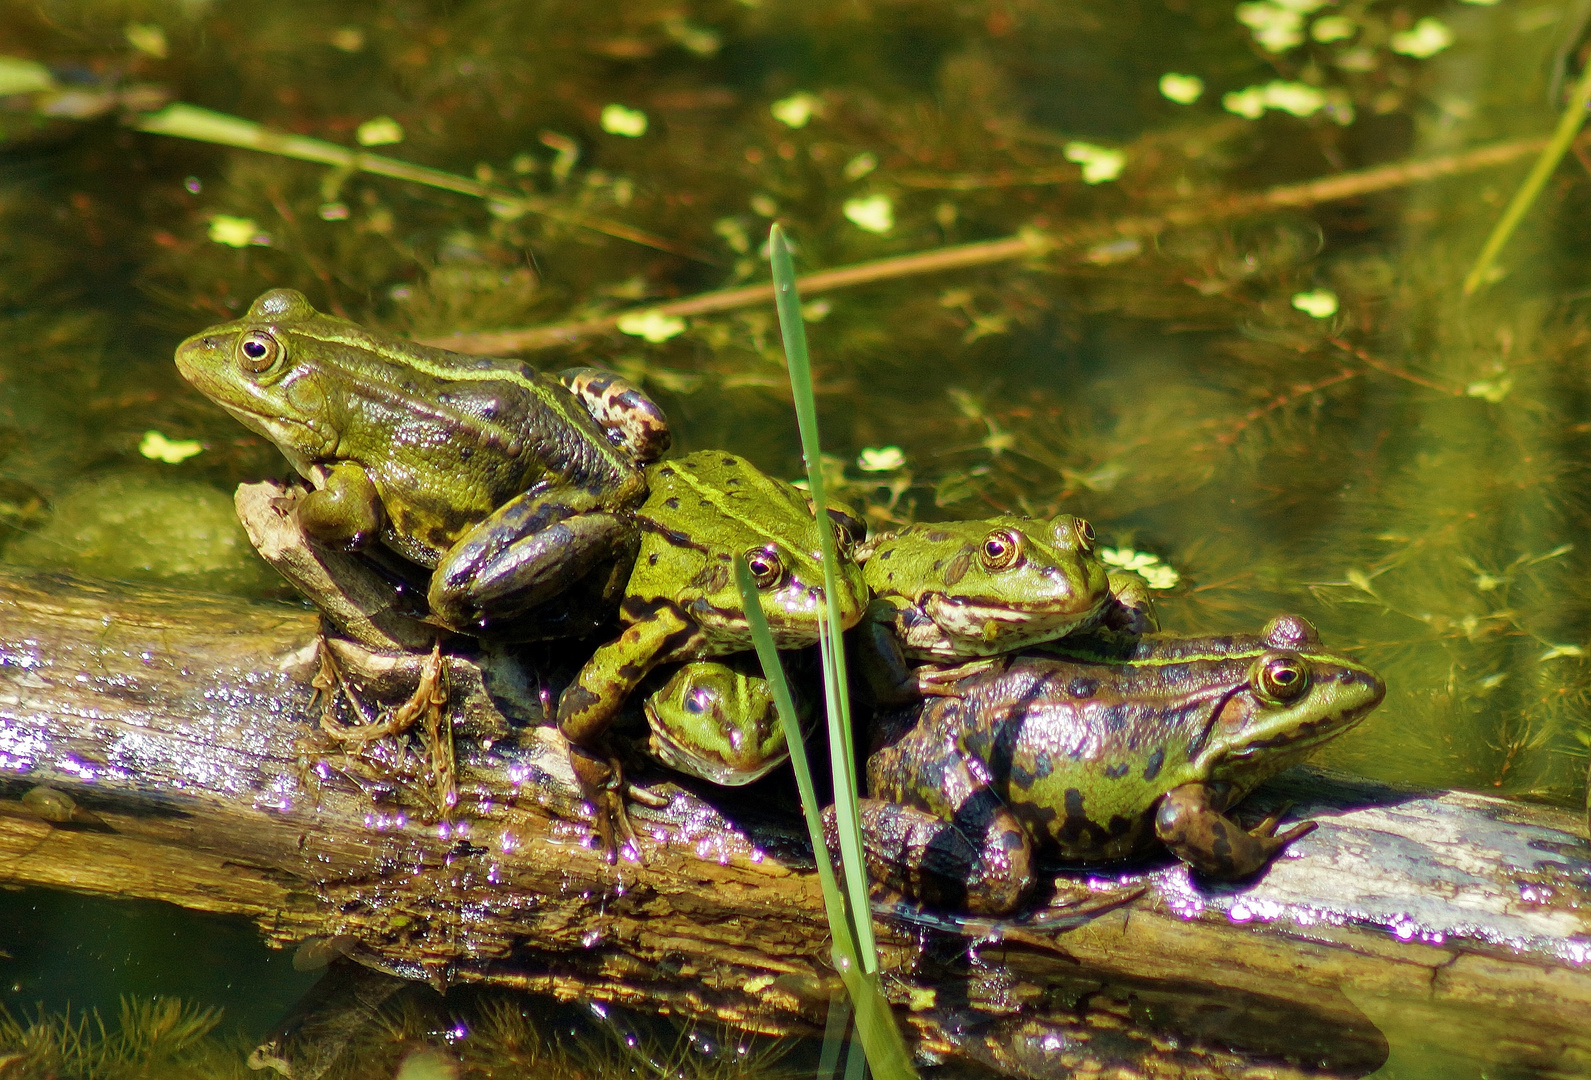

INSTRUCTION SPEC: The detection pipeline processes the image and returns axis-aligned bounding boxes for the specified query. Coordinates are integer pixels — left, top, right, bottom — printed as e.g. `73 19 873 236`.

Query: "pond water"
0 0 1587 1076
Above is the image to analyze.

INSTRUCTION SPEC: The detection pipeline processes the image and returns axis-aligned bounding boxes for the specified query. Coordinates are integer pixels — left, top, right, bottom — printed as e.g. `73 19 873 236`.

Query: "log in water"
1 567 1588 1078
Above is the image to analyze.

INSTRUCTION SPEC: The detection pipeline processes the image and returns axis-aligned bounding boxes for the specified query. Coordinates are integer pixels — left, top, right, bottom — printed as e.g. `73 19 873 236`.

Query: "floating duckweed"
617 310 686 342
355 115 405 146
1466 376 1513 403
1063 142 1125 183
0 56 54 95
599 104 648 137
1390 17 1453 58
1291 289 1339 317
206 214 265 247
663 16 722 56
770 91 821 128
843 194 894 233
857 446 906 472
844 151 878 179
1100 547 1180 590
1222 80 1326 119
124 23 168 58
1235 2 1304 52
139 430 203 463
1159 73 1205 104
1311 15 1356 42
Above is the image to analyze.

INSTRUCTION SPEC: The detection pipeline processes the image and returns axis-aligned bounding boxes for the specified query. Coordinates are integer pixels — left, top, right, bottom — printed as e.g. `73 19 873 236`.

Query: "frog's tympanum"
643 658 805 787
175 289 655 634
558 450 866 853
855 515 1111 702
853 615 1385 914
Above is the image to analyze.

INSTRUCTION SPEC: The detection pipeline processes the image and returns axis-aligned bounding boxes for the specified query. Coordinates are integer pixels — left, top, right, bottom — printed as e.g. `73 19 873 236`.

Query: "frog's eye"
745 546 785 589
1074 518 1096 551
980 529 1024 570
236 330 283 374
1255 655 1310 704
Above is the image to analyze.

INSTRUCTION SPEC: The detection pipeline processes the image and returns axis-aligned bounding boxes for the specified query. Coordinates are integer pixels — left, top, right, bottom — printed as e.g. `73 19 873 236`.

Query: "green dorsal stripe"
662 463 809 550
284 326 614 455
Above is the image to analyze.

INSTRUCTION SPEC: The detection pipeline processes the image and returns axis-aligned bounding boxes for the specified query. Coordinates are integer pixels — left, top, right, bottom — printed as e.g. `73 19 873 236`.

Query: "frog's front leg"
1154 782 1316 879
558 603 701 860
854 599 922 705
298 462 385 550
428 486 639 631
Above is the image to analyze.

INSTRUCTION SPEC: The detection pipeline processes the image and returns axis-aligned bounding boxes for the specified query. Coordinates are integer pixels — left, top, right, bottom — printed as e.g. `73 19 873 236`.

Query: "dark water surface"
0 0 1587 1075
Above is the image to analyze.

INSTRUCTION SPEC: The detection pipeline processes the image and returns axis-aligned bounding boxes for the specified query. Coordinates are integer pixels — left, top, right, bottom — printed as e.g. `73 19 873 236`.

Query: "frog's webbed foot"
913 657 999 697
1155 783 1315 879
570 746 646 864
310 639 457 812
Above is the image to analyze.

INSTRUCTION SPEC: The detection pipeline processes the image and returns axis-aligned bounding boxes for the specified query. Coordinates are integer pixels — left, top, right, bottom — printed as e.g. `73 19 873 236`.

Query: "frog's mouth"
924 592 1107 650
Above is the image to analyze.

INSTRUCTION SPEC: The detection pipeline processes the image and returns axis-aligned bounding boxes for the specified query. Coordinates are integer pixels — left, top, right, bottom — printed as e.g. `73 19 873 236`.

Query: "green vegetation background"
0 0 1587 821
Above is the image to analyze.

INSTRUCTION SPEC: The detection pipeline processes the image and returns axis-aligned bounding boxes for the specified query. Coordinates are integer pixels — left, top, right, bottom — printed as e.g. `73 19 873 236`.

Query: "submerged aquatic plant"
0 996 244 1079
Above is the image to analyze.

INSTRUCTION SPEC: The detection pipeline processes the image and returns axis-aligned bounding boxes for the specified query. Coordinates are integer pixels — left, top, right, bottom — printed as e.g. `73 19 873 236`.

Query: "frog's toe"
570 747 645 865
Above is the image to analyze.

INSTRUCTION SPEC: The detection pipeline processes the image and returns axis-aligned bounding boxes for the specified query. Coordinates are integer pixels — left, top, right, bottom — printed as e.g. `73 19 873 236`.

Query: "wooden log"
1 566 1588 1078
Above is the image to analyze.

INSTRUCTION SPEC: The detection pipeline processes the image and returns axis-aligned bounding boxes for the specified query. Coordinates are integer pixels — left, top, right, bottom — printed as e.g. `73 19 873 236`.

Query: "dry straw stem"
421 133 1572 357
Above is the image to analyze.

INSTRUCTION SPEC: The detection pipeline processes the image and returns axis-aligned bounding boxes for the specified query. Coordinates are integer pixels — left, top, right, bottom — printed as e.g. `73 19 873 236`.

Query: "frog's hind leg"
833 797 1035 916
1154 782 1316 879
427 487 639 631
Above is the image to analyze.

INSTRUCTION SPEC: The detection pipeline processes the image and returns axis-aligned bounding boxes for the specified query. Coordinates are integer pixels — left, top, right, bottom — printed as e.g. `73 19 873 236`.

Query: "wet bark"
1 566 1589 1079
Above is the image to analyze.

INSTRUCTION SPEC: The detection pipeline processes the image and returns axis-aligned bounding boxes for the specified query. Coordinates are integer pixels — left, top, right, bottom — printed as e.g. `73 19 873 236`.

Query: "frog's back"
888 649 1248 863
631 452 818 599
290 325 640 557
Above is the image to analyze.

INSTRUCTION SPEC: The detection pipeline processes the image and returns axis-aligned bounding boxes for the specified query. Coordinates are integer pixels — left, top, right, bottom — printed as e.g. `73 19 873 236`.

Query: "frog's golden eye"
980 529 1024 571
1075 518 1096 551
1255 655 1310 704
745 546 785 589
236 330 282 374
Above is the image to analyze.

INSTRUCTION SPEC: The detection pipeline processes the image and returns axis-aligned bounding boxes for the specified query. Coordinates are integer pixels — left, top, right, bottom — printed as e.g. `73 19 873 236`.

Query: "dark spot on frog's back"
1069 677 1097 698
1104 761 1129 779
924 531 952 543
1143 747 1165 781
721 456 737 466
665 497 680 510
940 547 973 587
1059 788 1090 842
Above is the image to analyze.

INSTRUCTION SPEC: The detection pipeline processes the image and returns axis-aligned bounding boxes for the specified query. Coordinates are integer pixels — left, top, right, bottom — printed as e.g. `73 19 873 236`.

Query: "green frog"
854 515 1112 702
175 289 657 634
849 614 1385 914
558 450 867 853
642 657 806 787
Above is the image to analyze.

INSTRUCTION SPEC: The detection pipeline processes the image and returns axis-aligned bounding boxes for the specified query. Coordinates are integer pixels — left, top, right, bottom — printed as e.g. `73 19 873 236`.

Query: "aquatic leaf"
600 104 648 137
1159 73 1204 104
139 430 204 463
1291 289 1339 318
1389 18 1453 58
1063 141 1125 184
842 194 894 234
617 310 687 342
770 91 822 128
356 116 405 146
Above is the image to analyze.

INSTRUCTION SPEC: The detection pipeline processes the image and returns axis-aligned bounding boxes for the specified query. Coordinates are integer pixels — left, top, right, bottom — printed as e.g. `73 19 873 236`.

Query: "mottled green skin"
560 451 866 741
644 659 798 786
558 452 866 850
855 514 1110 701
858 615 1386 913
175 289 649 633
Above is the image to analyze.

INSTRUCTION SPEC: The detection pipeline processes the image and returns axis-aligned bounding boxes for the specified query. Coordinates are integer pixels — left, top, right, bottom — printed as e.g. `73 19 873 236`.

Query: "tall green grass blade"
1464 60 1591 294
737 559 915 1079
768 223 881 971
735 556 855 955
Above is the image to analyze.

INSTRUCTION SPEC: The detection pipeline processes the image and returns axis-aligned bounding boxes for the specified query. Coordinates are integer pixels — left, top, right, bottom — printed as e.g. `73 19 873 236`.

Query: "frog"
846 614 1385 914
175 289 657 635
557 450 868 854
642 656 808 787
853 514 1112 703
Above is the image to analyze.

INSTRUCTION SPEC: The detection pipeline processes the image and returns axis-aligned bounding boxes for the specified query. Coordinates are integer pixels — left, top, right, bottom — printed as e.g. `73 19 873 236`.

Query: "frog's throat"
920 591 1107 654
645 717 780 787
216 403 330 475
